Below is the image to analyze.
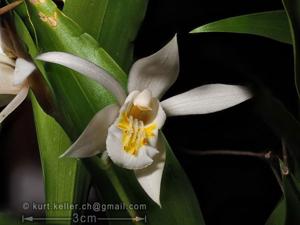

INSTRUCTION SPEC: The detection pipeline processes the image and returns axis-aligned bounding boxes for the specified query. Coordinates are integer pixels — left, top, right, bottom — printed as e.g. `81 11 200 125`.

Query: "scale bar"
22 215 147 223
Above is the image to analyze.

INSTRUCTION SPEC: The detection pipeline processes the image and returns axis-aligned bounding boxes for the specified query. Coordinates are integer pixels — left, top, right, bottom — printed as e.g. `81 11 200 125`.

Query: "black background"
136 0 297 224
0 0 298 225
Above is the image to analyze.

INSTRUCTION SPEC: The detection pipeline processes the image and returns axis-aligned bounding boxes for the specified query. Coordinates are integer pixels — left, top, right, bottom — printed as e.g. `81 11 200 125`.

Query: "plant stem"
82 155 145 225
185 149 272 159
103 168 137 219
268 160 284 193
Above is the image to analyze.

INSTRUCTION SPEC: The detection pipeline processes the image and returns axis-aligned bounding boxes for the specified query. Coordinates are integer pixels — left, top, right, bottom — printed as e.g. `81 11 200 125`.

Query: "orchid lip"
117 103 158 156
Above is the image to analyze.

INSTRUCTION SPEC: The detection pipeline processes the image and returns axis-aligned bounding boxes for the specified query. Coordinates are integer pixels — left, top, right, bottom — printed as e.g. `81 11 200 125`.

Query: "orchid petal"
36 52 127 105
13 58 36 85
161 84 252 116
0 22 19 57
0 54 15 66
0 63 21 95
0 83 29 123
128 35 179 99
106 124 159 170
134 134 166 206
60 104 120 158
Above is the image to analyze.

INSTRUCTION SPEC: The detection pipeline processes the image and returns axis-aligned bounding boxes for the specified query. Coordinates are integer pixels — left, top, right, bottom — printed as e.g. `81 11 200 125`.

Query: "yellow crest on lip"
118 109 156 156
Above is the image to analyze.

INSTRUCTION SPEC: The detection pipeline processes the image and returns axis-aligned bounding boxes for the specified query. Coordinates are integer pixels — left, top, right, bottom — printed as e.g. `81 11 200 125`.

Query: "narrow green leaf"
13 12 49 83
265 199 286 225
0 213 33 225
191 10 292 44
0 213 17 225
284 174 300 225
158 134 206 224
282 0 300 97
63 0 148 72
12 12 90 224
31 93 86 223
266 173 300 225
253 92 300 179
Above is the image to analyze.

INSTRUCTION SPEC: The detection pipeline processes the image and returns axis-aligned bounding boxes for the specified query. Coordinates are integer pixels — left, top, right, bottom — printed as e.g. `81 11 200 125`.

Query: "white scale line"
97 216 146 221
22 215 147 223
33 218 71 221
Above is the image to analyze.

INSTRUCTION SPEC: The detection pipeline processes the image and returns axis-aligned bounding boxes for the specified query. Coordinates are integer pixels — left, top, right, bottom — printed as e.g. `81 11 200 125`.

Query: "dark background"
136 0 297 224
0 0 298 225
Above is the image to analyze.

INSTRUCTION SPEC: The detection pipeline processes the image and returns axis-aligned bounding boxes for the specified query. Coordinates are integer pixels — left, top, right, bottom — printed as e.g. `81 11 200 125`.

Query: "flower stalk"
82 156 143 222
185 149 272 159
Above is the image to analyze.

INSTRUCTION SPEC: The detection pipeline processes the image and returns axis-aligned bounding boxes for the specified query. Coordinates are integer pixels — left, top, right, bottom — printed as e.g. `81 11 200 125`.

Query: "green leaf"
265 199 286 225
63 0 148 72
191 10 292 44
0 213 21 225
12 10 90 224
0 213 42 225
284 174 300 224
31 93 90 223
157 134 206 224
282 0 300 97
266 173 300 225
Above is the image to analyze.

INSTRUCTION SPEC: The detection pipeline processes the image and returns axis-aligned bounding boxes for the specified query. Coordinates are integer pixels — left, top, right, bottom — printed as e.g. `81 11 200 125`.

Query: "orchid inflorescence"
0 24 252 205
0 1 251 207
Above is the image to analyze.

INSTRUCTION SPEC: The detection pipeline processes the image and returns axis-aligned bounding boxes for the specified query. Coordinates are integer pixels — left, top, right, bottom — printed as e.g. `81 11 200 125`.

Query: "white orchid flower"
0 24 35 123
36 35 252 206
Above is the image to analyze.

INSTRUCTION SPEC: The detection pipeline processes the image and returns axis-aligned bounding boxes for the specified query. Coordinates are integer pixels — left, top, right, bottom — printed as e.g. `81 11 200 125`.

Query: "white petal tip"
59 150 75 159
134 140 166 208
152 198 162 207
128 34 179 98
59 153 67 159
